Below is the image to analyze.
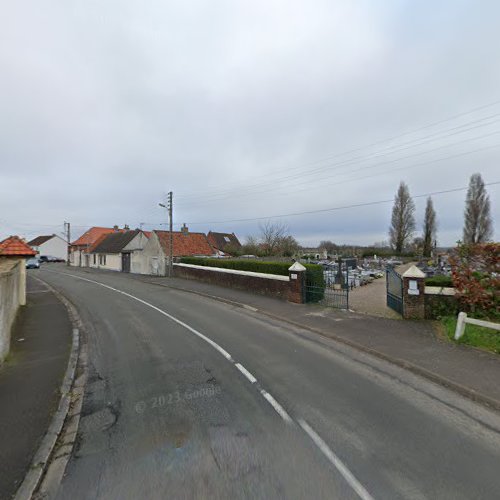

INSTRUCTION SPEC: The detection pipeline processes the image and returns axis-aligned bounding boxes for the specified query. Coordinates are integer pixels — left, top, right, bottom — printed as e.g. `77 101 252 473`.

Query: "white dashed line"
242 304 258 312
298 419 374 500
235 363 257 383
260 390 292 423
47 271 292 423
47 270 374 499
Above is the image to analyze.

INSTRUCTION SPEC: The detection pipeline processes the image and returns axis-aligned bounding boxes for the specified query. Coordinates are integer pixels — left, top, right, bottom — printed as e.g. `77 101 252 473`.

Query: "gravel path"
349 274 401 319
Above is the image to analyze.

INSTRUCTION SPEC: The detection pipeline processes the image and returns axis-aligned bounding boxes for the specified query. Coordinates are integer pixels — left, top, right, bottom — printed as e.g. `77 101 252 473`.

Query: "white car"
26 258 40 269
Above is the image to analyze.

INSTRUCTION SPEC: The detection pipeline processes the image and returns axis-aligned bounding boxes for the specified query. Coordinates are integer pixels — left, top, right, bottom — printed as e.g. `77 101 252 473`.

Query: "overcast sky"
1 0 499 246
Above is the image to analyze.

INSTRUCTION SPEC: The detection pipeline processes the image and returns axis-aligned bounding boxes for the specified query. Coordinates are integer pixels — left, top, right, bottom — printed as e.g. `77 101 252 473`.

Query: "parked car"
47 256 65 262
26 258 40 269
39 255 64 263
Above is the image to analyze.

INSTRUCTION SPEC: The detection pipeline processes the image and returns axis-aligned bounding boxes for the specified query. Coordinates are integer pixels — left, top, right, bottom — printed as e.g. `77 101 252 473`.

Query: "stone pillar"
402 265 426 319
288 262 306 304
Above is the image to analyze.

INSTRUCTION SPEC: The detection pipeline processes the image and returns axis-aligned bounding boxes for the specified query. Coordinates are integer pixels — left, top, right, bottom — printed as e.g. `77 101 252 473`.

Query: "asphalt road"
38 266 500 499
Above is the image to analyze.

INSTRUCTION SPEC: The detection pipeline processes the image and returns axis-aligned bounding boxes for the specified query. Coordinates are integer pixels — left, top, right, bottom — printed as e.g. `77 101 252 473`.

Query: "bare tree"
463 173 493 244
389 181 415 253
422 196 437 257
240 235 259 255
278 235 300 257
319 240 337 255
259 220 288 255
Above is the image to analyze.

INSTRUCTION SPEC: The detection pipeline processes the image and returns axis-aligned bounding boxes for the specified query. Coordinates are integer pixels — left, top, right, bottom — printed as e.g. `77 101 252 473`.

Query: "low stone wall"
0 260 22 362
173 263 303 302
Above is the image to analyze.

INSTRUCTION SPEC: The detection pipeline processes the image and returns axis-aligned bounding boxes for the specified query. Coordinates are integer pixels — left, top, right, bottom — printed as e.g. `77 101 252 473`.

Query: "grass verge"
441 316 500 354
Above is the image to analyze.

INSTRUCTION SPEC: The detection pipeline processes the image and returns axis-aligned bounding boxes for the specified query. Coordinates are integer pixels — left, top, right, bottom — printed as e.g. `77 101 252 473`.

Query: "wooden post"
455 312 467 340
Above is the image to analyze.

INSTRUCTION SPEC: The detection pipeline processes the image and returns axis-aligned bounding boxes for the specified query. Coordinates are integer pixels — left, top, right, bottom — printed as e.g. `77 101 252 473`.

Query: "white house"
28 234 68 261
89 230 150 273
138 227 215 275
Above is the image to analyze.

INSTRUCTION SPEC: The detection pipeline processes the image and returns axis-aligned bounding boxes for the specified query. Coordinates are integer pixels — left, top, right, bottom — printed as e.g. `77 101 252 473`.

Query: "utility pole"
159 191 173 277
64 222 71 266
168 191 173 278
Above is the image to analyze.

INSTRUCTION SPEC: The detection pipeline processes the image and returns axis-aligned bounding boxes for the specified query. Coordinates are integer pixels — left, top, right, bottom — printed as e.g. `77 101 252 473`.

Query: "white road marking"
48 271 293 422
235 363 257 383
47 270 375 498
260 390 292 423
298 419 374 500
243 304 258 312
52 272 234 360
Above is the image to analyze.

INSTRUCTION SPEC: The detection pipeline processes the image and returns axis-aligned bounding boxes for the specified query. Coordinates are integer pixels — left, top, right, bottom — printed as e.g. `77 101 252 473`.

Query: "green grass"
441 316 500 354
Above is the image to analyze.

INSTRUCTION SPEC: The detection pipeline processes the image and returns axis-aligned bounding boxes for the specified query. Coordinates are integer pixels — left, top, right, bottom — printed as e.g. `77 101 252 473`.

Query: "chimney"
181 223 189 235
124 224 130 231
113 225 119 231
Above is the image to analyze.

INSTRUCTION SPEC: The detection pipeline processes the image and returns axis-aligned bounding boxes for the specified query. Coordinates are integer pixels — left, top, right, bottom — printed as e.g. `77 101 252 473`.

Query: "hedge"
425 276 454 287
179 257 325 303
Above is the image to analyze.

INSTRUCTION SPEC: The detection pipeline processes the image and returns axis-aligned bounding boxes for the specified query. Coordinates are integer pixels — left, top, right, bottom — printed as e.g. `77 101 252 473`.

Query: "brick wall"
402 276 426 319
173 263 302 302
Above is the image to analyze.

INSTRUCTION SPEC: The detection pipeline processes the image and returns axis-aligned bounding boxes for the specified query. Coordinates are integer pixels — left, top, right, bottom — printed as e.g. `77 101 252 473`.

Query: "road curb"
145 279 500 414
14 276 87 500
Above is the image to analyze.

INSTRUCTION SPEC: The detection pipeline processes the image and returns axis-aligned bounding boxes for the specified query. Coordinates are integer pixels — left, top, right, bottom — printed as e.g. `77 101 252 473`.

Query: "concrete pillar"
288 262 306 304
402 265 426 319
16 259 27 306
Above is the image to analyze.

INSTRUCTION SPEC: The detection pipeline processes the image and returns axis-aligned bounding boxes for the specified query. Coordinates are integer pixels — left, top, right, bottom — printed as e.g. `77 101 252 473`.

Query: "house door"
122 252 131 273
151 257 159 275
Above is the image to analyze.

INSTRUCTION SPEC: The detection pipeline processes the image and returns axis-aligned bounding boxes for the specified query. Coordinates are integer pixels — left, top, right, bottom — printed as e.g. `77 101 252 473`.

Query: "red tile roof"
0 236 37 257
72 227 118 247
155 231 214 257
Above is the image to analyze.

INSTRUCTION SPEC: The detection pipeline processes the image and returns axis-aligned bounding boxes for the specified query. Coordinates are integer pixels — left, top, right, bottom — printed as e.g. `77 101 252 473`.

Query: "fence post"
455 312 467 340
288 262 306 304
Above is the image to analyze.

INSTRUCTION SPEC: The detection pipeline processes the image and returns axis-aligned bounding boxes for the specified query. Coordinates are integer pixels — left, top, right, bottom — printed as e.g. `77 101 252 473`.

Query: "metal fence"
305 266 349 309
386 267 403 315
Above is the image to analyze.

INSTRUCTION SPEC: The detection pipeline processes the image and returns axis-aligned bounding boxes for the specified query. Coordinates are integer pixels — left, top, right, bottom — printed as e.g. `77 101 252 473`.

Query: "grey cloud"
0 0 498 246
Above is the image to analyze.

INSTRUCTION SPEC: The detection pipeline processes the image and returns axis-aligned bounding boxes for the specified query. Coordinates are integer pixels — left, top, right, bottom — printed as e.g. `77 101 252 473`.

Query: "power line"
180 181 500 226
177 140 500 208
176 120 500 205
176 99 500 200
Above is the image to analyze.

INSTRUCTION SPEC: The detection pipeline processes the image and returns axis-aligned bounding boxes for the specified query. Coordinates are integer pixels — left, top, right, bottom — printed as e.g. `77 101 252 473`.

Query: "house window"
99 254 106 265
224 236 231 243
93 254 96 264
103 255 106 265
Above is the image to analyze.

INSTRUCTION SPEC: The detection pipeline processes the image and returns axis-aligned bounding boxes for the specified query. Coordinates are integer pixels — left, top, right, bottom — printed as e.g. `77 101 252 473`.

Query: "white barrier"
454 311 500 340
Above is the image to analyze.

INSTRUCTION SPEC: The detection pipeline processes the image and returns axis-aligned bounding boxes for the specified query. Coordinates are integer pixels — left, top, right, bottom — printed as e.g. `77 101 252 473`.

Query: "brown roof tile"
0 236 37 257
207 231 241 252
155 231 214 257
72 227 118 247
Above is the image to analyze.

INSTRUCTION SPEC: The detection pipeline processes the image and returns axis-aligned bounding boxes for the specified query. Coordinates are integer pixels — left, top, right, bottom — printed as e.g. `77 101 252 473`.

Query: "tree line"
389 173 493 256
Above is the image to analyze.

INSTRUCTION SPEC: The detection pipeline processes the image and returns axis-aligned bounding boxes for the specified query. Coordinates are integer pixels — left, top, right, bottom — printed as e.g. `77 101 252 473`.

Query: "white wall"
69 248 90 267
0 260 23 363
37 235 68 260
89 253 122 271
136 233 166 275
